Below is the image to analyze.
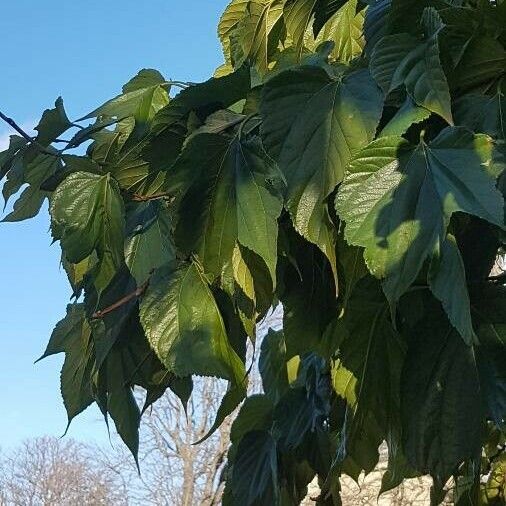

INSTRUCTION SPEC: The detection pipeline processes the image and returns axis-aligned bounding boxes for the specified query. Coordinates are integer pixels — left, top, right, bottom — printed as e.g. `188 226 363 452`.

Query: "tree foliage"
1 0 506 504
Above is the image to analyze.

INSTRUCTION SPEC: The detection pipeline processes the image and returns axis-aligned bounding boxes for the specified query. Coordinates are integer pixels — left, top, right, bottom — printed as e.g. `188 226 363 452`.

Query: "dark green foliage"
1 0 505 504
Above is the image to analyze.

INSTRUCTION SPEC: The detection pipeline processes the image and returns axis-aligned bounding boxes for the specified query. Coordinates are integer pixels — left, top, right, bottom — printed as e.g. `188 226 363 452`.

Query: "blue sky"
0 0 227 449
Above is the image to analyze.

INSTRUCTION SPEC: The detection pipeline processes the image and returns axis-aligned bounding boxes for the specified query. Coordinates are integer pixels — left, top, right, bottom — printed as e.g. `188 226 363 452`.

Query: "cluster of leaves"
1 0 505 503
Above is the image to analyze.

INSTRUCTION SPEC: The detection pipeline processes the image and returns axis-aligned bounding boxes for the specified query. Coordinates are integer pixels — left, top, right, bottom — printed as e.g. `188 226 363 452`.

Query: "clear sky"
0 0 227 449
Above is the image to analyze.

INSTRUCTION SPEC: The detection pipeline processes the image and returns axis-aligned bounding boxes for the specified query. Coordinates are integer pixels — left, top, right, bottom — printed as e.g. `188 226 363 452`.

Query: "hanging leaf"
38 304 95 425
139 261 245 382
331 278 405 472
231 431 279 505
401 301 482 482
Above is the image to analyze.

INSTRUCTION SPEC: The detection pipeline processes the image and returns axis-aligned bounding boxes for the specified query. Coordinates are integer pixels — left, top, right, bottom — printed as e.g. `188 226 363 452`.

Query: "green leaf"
124 200 175 284
139 261 246 382
279 230 337 358
370 9 453 124
283 0 318 58
151 66 251 133
336 232 368 308
230 394 275 444
261 66 383 270
259 329 289 403
313 0 348 35
454 82 506 140
450 36 506 93
223 243 273 337
81 69 169 121
2 154 61 223
363 0 390 53
105 346 141 461
218 0 250 64
401 301 482 481
66 118 118 150
231 430 279 505
34 97 71 146
473 286 506 428
272 355 331 451
336 128 504 336
380 96 431 137
428 234 476 344
50 171 125 294
172 133 283 285
230 0 285 74
331 278 405 473
39 304 95 425
311 0 364 63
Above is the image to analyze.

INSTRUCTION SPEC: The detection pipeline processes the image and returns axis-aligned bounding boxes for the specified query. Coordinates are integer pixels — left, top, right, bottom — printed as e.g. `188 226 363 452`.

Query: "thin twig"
92 279 150 319
0 111 35 142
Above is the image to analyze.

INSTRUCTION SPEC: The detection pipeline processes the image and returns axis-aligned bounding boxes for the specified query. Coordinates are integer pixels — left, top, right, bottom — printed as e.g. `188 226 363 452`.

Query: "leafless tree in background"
0 436 126 506
99 377 231 506
99 307 283 506
0 310 283 506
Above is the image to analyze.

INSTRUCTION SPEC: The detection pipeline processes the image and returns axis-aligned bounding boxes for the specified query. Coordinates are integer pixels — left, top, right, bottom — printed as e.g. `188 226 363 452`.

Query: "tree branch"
130 192 174 202
91 279 149 319
0 110 61 157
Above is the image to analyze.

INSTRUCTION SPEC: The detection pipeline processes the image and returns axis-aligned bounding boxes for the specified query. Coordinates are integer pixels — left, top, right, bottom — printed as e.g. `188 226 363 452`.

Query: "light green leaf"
81 69 169 121
336 128 504 320
218 0 250 64
139 261 246 382
261 66 383 270
284 0 318 58
172 133 283 285
50 171 125 293
311 0 364 63
225 243 273 336
231 0 285 74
